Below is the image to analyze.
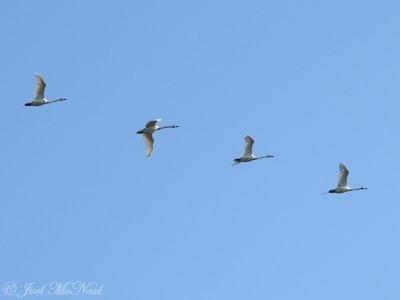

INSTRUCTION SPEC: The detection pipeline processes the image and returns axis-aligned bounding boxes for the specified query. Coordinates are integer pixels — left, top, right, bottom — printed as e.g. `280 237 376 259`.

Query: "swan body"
136 119 179 158
25 73 67 106
327 163 367 194
233 135 273 166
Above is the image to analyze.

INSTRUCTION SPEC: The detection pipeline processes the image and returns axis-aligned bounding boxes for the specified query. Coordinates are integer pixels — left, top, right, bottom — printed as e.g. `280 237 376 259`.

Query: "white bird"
233 135 273 166
326 163 367 194
25 73 67 106
136 119 179 158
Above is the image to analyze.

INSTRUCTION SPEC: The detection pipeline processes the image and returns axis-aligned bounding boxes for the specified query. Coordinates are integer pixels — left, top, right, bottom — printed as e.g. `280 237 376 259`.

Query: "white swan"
136 119 179 158
326 163 367 194
233 135 273 166
25 73 67 106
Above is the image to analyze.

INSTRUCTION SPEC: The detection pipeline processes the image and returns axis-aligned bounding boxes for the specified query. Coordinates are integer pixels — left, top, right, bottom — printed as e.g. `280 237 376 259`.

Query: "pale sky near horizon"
1 0 400 299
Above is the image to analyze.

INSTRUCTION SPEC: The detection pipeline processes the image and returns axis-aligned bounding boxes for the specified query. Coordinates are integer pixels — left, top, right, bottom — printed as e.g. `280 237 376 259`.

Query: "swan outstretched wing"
143 133 154 157
34 73 46 100
145 119 162 129
243 135 254 157
337 163 349 188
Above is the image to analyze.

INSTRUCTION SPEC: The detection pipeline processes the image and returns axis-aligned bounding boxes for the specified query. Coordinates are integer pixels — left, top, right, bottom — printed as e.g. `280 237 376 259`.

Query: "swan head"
328 189 335 193
234 158 241 163
136 130 144 134
25 102 32 106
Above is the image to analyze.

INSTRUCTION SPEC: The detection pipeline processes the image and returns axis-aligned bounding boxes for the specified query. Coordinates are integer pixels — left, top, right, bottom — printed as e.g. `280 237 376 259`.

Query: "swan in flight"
136 119 179 158
25 73 67 106
326 163 367 194
233 135 273 166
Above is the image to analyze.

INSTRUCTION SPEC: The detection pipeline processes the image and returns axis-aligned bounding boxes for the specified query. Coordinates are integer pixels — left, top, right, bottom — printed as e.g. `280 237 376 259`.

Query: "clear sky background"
1 0 399 299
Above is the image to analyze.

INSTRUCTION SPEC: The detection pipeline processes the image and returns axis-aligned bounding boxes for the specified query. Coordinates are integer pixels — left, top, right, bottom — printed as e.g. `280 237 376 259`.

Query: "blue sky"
1 0 399 299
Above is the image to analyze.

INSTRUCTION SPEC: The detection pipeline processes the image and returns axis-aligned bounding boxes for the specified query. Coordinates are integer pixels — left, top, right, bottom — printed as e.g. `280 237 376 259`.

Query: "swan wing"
243 135 254 157
337 163 349 188
143 133 154 158
34 73 46 100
